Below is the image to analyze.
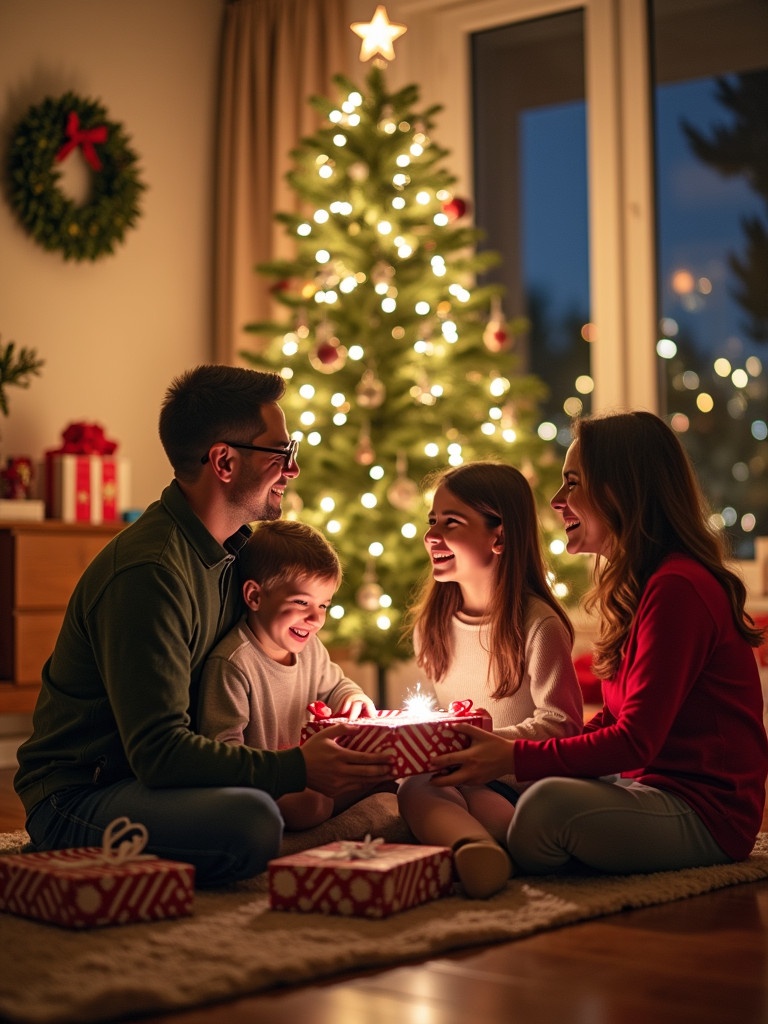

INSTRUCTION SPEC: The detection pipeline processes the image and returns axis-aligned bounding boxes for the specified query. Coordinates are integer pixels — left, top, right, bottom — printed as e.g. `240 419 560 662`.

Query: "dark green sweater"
15 481 306 812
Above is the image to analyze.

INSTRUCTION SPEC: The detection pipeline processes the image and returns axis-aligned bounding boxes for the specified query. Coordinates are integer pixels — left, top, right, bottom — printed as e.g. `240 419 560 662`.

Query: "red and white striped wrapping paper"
268 840 453 917
300 705 493 778
0 846 195 929
44 453 130 523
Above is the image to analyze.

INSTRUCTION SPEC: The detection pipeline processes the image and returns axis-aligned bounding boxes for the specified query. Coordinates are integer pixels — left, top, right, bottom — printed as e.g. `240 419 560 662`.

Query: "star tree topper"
351 4 407 63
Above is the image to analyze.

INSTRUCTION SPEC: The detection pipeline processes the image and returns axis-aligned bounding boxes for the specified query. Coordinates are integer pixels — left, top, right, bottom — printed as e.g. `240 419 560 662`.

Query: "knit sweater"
514 555 768 860
198 620 368 748
418 596 584 787
14 482 307 812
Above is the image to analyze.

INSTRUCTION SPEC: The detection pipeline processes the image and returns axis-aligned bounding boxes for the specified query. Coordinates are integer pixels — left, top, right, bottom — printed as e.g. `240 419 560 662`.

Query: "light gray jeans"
506 776 732 874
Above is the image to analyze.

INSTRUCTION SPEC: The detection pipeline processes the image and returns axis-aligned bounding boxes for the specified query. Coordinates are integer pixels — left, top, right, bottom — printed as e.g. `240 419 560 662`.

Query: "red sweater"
514 555 768 860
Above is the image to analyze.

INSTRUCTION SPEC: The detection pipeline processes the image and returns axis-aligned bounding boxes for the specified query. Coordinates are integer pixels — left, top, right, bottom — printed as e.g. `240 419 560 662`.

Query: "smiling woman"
438 409 768 880
550 441 612 558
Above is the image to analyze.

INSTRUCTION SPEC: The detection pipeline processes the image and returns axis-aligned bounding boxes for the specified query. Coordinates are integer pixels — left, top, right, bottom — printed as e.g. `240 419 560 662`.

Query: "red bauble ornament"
315 342 338 364
483 320 511 353
442 196 469 221
310 336 347 373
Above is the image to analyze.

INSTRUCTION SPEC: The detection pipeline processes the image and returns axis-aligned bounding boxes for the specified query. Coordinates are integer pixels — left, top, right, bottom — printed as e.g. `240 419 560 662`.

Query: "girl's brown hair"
404 461 573 699
574 411 765 678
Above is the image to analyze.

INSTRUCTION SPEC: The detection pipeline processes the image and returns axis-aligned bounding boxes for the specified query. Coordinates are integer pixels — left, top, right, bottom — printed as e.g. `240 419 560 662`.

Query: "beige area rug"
1 795 767 1024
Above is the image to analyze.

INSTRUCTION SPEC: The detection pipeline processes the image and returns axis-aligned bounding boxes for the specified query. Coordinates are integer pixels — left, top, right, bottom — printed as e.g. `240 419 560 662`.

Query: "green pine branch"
0 337 44 417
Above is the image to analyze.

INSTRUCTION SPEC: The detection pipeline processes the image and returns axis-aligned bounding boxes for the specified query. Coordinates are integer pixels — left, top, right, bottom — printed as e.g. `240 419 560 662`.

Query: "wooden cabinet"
0 521 123 713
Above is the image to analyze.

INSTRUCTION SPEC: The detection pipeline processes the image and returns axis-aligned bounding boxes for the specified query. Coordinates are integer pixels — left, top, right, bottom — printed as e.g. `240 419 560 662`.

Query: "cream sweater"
198 619 367 749
416 596 583 787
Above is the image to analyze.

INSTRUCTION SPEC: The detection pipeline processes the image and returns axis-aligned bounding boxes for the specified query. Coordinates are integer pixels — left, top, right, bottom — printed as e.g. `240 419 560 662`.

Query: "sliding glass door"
463 0 767 554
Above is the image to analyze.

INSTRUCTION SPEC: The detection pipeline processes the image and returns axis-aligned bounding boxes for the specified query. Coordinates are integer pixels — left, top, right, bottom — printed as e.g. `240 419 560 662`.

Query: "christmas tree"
240 65 586 669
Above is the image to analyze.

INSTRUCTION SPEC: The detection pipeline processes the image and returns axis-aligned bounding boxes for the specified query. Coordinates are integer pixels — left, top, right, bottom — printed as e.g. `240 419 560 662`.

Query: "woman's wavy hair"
574 411 765 678
403 461 573 699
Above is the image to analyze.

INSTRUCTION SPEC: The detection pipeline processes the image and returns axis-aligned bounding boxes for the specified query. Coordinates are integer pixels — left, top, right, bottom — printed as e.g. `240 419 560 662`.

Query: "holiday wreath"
5 91 145 261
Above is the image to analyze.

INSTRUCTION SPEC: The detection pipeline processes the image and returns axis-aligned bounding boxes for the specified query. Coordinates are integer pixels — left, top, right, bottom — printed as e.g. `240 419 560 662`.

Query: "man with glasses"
15 364 392 885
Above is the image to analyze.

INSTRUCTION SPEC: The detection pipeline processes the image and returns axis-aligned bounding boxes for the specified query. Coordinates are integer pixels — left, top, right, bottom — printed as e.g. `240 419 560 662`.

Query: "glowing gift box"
0 818 194 929
300 699 493 778
268 837 453 918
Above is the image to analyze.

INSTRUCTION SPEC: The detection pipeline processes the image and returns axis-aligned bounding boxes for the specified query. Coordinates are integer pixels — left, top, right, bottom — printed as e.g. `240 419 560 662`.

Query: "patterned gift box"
0 818 194 929
300 700 493 778
44 453 130 523
268 838 453 917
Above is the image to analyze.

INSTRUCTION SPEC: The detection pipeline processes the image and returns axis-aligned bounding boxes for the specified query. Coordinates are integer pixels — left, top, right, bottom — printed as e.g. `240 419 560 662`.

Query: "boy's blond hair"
239 519 342 590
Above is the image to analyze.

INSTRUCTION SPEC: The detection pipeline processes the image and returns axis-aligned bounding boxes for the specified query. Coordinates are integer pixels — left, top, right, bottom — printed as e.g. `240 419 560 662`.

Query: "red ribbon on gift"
47 422 118 457
447 699 475 716
307 701 334 720
56 111 108 172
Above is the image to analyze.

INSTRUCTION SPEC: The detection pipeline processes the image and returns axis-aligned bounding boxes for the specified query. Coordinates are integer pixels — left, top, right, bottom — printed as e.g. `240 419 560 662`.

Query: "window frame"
389 0 658 413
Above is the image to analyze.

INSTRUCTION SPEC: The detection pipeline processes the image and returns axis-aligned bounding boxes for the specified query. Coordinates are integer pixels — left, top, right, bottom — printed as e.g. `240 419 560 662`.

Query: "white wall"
0 0 222 510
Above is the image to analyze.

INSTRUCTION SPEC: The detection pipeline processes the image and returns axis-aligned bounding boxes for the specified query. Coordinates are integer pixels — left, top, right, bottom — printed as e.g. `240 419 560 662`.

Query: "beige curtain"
214 0 352 363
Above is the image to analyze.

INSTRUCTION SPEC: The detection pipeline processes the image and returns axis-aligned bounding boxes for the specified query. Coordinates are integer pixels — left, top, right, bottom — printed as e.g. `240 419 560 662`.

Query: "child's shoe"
452 838 512 899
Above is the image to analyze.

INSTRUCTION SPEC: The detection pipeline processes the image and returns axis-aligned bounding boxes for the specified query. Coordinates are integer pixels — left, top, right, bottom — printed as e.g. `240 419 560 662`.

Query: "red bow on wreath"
56 111 107 172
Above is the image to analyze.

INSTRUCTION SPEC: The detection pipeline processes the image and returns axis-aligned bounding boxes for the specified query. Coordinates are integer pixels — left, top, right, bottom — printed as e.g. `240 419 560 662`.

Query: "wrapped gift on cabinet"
0 818 194 929
300 699 493 778
44 421 130 523
269 837 453 917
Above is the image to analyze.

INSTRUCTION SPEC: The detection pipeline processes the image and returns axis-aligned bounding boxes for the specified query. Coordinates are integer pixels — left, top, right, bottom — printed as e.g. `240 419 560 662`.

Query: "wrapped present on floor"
0 817 195 929
269 836 453 917
300 698 493 778
44 421 130 523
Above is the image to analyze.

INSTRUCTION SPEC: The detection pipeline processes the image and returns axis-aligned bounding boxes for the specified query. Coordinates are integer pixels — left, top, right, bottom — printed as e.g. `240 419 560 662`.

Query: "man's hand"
429 725 516 787
301 722 394 796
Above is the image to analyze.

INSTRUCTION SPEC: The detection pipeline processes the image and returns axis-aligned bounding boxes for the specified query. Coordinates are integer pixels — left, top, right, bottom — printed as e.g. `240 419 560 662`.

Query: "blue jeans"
507 776 732 874
25 780 284 887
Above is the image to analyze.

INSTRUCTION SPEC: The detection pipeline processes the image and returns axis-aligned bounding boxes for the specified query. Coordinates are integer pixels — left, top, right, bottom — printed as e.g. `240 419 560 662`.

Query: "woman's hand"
429 725 516 787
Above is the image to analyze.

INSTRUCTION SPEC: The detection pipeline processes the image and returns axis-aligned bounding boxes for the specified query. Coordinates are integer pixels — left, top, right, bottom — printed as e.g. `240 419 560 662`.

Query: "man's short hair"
240 520 342 590
159 364 286 479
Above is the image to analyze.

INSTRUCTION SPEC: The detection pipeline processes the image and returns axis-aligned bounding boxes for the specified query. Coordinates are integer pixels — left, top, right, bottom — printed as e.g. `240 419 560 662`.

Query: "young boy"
198 519 381 830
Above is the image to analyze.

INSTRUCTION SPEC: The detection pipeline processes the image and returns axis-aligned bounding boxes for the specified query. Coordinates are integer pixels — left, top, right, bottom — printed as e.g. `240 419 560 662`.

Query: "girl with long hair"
427 412 768 876
397 462 583 898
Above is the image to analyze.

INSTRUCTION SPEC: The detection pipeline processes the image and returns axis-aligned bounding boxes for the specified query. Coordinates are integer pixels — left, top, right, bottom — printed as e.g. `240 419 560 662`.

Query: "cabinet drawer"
14 532 116 607
0 522 123 709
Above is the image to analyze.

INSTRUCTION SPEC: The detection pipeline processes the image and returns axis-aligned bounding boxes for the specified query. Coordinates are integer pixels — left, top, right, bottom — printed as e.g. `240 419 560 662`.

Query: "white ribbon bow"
306 834 385 861
54 816 152 868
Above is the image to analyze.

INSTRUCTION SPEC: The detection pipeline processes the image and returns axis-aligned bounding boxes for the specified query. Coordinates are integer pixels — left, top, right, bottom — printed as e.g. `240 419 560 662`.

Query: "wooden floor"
3 767 768 1024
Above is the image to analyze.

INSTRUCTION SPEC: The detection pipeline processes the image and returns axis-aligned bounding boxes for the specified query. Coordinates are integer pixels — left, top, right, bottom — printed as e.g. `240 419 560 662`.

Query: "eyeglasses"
200 438 299 470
